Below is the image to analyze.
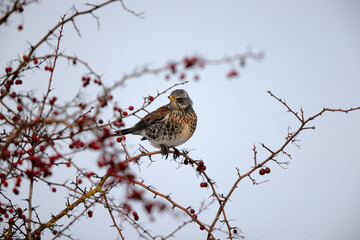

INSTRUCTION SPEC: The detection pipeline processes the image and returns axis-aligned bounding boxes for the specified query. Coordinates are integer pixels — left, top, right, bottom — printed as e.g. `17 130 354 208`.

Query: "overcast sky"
1 0 360 239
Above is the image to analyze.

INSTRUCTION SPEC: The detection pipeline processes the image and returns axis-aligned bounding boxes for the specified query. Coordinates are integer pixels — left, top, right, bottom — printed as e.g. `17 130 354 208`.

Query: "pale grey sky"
1 0 360 239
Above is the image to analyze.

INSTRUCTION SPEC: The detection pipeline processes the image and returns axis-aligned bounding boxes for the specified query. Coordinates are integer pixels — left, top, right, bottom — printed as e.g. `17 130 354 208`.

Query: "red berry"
134 215 139 221
18 6 24 12
190 209 195 214
179 73 186 80
233 229 238 234
66 162 71 167
265 167 271 174
33 58 38 64
259 168 265 175
129 106 134 111
78 179 82 184
121 135 126 141
16 176 21 184
98 119 103 124
23 55 28 61
132 211 138 217
200 225 205 230
72 59 77 65
148 96 154 101
17 105 23 111
227 69 239 78
52 187 56 192
13 188 19 195
5 67 12 73
116 137 121 142
123 111 128 116
18 25 23 30
169 63 176 73
192 214 197 219
88 210 93 218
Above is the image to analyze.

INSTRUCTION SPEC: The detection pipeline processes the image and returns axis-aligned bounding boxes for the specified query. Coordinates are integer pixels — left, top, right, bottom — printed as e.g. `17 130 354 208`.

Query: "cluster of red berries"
200 182 208 188
132 211 139 221
116 136 126 142
259 167 271 175
49 96 57 105
190 208 197 219
69 139 85 149
93 79 102 85
81 76 91 87
184 56 198 69
196 160 206 172
15 79 23 85
98 95 113 108
0 203 26 223
5 67 12 73
44 65 54 71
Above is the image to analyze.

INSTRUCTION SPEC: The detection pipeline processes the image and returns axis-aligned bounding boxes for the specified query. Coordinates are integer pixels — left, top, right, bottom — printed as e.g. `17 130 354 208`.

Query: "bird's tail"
115 128 132 136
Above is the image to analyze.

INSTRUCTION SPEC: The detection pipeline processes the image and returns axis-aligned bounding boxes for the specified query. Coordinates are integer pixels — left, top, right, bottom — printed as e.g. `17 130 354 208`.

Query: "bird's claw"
160 145 169 159
173 147 180 159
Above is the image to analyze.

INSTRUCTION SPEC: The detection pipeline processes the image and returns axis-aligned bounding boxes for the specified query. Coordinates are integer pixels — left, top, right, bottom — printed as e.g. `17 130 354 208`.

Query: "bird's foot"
160 145 169 159
172 147 181 159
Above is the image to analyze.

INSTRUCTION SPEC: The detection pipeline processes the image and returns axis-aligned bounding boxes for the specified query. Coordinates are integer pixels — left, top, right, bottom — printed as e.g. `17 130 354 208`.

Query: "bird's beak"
168 96 176 101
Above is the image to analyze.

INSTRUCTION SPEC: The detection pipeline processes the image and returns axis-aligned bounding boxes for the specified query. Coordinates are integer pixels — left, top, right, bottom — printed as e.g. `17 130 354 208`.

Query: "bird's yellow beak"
168 96 176 101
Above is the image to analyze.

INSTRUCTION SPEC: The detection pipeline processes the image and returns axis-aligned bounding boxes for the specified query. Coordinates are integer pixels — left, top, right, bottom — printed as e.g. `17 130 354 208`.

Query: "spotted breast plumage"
117 89 197 157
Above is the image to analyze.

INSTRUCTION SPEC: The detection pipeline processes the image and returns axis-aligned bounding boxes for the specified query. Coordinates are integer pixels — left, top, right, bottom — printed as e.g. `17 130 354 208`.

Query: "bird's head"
168 89 193 110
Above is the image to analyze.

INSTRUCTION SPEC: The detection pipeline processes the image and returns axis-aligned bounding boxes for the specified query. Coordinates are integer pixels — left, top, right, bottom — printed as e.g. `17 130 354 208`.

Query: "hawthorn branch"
25 173 110 239
37 17 65 119
0 0 20 25
5 0 119 84
206 102 360 239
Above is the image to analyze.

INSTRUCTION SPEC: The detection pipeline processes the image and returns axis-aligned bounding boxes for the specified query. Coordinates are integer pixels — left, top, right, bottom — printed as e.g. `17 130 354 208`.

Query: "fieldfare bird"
117 89 197 158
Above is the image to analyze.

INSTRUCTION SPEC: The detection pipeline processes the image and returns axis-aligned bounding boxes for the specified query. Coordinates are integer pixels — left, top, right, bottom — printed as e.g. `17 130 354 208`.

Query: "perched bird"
117 89 197 158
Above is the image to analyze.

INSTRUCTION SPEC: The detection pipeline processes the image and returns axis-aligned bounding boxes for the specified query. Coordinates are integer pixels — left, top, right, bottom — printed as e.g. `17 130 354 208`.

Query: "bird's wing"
130 105 169 132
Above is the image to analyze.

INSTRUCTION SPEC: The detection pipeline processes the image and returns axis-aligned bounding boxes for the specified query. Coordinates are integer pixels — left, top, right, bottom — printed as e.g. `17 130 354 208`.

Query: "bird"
116 89 197 158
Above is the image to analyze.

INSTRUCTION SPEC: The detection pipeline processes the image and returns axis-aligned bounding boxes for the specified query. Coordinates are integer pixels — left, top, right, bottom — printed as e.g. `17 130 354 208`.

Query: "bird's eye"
177 98 185 103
